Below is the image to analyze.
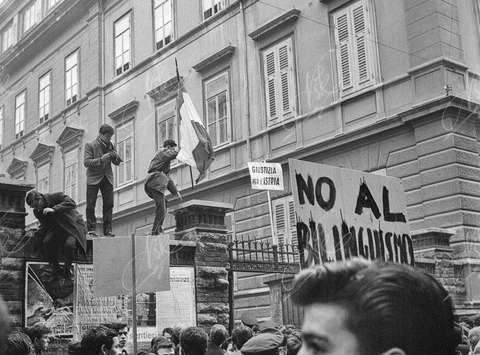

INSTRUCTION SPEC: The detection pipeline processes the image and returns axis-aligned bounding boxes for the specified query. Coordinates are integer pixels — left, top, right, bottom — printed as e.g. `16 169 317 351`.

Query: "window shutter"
264 49 277 121
278 40 294 116
35 0 42 23
334 10 353 92
273 199 286 245
352 2 370 84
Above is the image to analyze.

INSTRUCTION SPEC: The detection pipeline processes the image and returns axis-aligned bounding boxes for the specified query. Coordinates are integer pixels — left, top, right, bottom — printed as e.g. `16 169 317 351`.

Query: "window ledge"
192 45 236 73
147 76 182 103
115 180 136 193
248 8 301 41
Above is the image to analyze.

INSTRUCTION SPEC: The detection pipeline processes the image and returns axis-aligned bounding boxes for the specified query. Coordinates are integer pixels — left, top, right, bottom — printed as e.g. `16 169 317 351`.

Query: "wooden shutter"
35 0 42 23
287 198 299 264
264 48 277 121
278 40 295 116
352 2 370 84
273 199 286 245
334 10 353 92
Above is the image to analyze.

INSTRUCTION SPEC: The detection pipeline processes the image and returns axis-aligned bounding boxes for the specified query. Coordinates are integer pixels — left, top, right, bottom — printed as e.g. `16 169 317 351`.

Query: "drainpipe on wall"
240 0 252 161
98 0 106 126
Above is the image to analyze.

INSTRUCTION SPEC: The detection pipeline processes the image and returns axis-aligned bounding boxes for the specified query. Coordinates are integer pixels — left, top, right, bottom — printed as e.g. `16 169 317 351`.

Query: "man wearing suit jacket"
84 124 122 237
144 139 181 234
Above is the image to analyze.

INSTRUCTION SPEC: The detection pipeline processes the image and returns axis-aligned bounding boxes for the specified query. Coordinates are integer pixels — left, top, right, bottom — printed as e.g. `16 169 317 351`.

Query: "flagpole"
131 233 138 355
175 57 195 188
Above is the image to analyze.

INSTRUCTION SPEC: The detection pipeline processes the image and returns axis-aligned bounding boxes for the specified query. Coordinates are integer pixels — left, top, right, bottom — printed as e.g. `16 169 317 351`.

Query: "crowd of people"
2 258 480 355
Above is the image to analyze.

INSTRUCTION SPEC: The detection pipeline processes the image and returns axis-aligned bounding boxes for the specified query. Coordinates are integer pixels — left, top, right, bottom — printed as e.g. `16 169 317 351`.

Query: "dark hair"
68 342 83 355
6 332 34 355
209 324 227 347
231 326 253 350
25 189 42 207
150 336 172 352
162 327 173 337
180 327 208 355
81 326 117 355
291 258 459 355
101 322 129 333
99 124 114 135
163 139 177 148
171 326 182 346
24 323 51 342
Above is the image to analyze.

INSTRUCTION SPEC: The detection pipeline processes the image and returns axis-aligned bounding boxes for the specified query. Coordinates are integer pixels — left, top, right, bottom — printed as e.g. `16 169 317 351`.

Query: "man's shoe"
104 232 115 237
87 231 98 238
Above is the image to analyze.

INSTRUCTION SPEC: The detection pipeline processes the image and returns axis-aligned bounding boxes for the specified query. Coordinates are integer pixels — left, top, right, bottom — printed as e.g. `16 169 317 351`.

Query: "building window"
65 50 79 106
114 13 131 76
153 0 173 50
333 0 375 96
15 91 26 139
1 21 14 53
204 71 230 147
37 163 50 193
64 148 78 201
203 0 227 20
262 37 297 124
115 121 134 186
0 107 3 147
272 195 298 262
155 99 176 150
22 0 41 34
39 72 51 123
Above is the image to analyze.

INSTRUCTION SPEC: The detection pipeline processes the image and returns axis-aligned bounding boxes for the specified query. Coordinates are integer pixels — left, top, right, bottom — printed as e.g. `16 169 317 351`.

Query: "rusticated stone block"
197 303 229 314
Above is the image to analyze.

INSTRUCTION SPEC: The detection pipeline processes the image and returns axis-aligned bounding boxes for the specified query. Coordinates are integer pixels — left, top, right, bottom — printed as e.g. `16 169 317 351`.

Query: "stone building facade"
0 0 480 322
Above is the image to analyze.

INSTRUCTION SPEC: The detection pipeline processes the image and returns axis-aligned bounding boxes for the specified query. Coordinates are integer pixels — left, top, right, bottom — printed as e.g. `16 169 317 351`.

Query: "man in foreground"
26 190 87 278
180 327 208 355
144 139 181 234
84 124 122 237
24 323 51 355
291 258 459 355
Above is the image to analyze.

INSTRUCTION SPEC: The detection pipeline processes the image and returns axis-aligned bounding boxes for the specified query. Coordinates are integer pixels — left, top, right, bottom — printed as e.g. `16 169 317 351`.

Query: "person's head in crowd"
231 325 253 351
99 124 114 142
171 327 182 346
81 325 122 355
117 325 129 350
0 295 10 355
6 332 34 355
286 332 301 355
24 323 51 353
240 329 285 355
291 258 459 355
209 324 228 348
151 335 174 355
180 327 208 355
163 139 177 150
469 327 480 354
26 190 47 210
162 328 173 342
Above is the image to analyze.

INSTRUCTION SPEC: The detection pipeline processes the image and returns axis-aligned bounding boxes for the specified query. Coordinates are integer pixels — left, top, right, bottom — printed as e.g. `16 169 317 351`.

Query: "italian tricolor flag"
176 84 215 183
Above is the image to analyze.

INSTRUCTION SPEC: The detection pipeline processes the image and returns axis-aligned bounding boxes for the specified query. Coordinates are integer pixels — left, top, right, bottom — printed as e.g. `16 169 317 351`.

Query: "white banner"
289 159 413 268
248 162 284 190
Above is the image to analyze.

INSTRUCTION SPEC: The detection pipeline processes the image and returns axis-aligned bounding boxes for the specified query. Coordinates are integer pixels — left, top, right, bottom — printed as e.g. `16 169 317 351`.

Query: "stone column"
171 199 232 332
0 178 35 327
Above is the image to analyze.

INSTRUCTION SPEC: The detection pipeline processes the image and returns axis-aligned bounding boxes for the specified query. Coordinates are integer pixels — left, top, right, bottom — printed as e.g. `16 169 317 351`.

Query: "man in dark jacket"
84 124 122 237
26 190 87 278
144 139 181 235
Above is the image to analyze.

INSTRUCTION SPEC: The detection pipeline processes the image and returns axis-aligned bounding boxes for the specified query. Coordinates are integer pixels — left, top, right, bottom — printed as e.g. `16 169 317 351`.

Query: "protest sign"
93 235 170 297
248 162 284 190
289 159 414 268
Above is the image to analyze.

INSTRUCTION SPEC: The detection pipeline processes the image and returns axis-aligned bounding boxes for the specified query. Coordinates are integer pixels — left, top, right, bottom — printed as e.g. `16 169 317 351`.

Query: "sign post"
289 159 413 268
248 162 284 244
131 234 138 355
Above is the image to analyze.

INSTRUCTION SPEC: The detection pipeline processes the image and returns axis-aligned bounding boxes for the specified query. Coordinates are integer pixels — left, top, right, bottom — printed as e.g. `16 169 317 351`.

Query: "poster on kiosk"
288 159 414 269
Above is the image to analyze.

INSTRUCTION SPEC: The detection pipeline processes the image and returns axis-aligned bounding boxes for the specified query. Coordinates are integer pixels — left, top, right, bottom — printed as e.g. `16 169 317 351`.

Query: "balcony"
0 0 92 71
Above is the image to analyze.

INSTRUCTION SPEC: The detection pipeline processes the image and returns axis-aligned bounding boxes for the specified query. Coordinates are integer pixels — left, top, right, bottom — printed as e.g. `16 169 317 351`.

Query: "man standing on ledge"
84 124 122 237
144 139 181 235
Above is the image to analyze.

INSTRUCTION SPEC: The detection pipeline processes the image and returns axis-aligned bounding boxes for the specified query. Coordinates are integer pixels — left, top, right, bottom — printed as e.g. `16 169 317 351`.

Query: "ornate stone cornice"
108 100 139 120
147 76 183 104
192 45 235 73
7 157 28 177
248 9 301 41
29 142 55 164
56 126 84 148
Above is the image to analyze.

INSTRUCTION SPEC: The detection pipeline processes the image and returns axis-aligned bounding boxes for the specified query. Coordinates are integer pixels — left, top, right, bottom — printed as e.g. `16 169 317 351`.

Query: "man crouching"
26 190 87 278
